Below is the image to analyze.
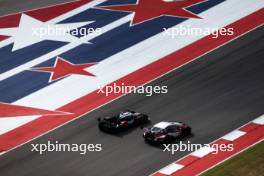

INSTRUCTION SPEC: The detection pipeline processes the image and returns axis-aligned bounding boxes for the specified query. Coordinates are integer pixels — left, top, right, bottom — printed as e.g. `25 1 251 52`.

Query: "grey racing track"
0 0 72 16
0 2 264 176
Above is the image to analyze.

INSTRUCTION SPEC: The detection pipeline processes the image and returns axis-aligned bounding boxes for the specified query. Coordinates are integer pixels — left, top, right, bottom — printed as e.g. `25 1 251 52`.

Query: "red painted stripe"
0 9 263 152
171 125 264 176
0 35 8 41
239 123 260 133
176 155 199 166
0 0 91 41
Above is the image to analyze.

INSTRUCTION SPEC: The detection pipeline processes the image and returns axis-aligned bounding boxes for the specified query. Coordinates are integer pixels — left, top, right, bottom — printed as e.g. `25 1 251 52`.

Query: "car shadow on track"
97 121 152 138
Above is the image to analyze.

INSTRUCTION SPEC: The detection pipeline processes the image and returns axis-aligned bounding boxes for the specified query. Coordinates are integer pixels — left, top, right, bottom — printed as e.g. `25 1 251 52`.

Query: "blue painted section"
0 0 225 103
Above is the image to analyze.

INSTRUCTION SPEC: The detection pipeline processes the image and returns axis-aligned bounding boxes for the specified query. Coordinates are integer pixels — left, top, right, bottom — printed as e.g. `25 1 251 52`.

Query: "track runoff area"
0 0 264 176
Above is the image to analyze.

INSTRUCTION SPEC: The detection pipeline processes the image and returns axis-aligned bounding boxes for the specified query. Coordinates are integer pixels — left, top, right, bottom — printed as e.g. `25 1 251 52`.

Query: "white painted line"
192 146 215 158
222 130 246 141
158 163 184 175
252 115 264 125
0 116 39 135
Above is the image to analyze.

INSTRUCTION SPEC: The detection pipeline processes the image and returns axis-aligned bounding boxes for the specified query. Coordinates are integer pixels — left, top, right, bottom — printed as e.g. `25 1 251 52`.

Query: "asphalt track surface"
0 19 264 176
1 1 264 176
0 0 72 16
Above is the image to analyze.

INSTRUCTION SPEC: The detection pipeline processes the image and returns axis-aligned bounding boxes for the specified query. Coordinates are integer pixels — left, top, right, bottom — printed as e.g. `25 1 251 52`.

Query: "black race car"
143 121 191 143
98 110 149 133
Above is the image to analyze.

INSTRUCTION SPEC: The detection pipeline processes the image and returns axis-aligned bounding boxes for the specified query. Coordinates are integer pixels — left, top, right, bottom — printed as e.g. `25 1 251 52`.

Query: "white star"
0 14 94 51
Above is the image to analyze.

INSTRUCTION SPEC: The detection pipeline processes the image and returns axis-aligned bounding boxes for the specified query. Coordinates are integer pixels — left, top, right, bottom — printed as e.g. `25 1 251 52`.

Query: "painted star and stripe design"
0 0 263 156
31 57 96 82
98 0 205 25
0 0 210 117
